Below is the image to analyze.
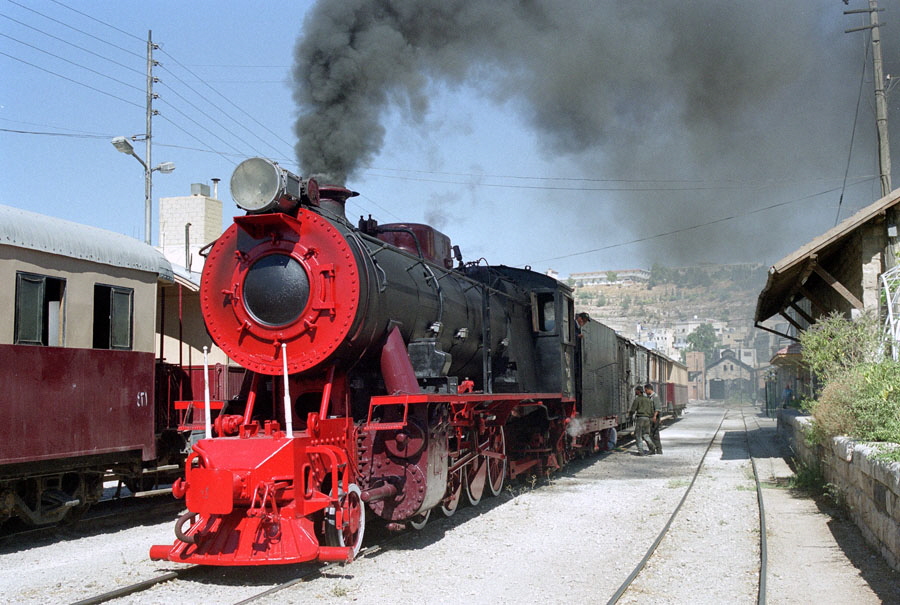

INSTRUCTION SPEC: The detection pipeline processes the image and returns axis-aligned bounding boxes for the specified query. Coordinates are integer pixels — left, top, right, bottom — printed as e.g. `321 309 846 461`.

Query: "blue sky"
2 1 899 277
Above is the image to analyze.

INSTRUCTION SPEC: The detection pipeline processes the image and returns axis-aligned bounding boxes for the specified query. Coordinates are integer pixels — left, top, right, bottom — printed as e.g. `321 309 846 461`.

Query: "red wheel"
440 466 465 517
325 484 365 557
486 426 506 497
408 509 430 530
464 444 487 506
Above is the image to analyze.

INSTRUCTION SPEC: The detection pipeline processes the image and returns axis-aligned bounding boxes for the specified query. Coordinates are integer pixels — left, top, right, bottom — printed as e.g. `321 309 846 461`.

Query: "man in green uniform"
629 386 656 455
645 383 663 455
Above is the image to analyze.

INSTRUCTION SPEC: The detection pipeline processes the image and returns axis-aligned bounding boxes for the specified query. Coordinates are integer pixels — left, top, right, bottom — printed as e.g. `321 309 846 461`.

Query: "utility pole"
145 30 157 245
845 0 892 197
111 31 173 245
846 0 896 271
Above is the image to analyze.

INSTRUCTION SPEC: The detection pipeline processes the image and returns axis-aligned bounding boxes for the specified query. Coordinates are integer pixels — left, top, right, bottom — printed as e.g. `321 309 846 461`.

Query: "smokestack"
317 185 359 220
211 178 220 200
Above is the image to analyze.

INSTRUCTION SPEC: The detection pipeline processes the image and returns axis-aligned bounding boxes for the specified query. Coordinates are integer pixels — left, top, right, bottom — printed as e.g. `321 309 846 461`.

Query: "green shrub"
809 361 900 442
799 312 884 382
800 313 900 445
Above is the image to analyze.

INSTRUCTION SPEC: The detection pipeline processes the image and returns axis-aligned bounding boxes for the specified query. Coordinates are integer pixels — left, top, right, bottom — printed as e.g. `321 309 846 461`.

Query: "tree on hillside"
686 323 718 360
606 271 618 283
649 263 673 287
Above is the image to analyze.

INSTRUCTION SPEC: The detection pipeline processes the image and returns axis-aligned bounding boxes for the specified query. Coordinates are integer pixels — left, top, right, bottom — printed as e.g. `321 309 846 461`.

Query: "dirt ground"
1 402 896 604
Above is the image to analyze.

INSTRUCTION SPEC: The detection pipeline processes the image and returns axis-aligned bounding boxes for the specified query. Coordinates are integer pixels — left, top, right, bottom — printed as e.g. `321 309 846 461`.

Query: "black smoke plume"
292 1 900 268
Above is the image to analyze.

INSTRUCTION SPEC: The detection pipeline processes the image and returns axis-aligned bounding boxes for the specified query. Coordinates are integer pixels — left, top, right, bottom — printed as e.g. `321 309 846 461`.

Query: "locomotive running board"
362 392 572 432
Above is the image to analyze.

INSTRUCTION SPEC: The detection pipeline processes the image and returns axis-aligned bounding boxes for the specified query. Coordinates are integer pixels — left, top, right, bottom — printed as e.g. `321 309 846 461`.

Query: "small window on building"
15 272 66 346
93 284 133 350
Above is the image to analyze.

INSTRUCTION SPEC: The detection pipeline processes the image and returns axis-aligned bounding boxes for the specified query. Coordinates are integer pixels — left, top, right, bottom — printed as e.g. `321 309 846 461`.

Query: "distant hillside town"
560 262 790 403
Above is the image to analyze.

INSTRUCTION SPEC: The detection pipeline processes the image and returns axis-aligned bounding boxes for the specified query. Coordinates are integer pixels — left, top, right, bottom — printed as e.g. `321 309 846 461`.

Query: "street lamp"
111 136 174 245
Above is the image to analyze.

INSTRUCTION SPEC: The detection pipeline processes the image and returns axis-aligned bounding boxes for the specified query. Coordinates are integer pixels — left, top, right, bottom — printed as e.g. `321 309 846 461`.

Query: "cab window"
532 292 556 332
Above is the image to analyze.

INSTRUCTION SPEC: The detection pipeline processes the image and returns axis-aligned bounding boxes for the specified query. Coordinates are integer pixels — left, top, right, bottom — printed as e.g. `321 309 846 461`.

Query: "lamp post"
111 136 174 245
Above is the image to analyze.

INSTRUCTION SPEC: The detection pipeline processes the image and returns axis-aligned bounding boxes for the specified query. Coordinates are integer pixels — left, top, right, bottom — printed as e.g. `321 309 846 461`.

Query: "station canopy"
755 188 900 340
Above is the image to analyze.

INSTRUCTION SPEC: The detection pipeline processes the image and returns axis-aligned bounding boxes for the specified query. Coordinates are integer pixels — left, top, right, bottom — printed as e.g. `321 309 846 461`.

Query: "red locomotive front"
150 158 520 565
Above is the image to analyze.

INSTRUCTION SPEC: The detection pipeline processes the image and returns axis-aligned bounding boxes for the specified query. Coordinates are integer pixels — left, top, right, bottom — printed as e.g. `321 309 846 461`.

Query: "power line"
28 0 268 163
158 48 296 153
529 181 875 265
836 29 871 226
156 80 268 157
348 192 404 223
0 11 144 75
4 0 142 59
181 79 287 84
4 1 264 166
0 116 110 135
0 31 143 93
362 170 803 193
156 114 237 164
365 166 711 184
0 50 142 108
179 64 290 68
0 127 110 138
155 70 277 158
4 116 866 210
48 0 143 42
156 97 248 157
155 141 279 160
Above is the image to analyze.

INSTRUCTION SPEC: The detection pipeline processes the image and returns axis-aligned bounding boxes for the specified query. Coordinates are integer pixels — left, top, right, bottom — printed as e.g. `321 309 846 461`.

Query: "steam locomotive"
150 158 685 565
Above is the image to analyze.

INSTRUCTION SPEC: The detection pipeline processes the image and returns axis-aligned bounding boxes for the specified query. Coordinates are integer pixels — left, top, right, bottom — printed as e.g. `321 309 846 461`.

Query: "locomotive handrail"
367 392 569 404
350 231 388 292
367 224 445 329
373 225 426 259
198 239 215 258
418 260 444 330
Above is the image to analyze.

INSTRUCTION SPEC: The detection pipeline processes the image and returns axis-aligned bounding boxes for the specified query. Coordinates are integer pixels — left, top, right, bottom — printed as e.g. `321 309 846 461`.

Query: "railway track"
607 404 769 604
69 541 395 605
8 403 783 604
0 490 182 546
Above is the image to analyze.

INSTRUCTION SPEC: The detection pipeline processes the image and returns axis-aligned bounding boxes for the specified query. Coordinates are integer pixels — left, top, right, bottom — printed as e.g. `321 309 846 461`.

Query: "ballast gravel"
0 402 895 604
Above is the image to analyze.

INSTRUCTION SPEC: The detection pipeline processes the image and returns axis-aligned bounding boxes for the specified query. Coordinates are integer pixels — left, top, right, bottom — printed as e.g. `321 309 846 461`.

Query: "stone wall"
778 410 900 571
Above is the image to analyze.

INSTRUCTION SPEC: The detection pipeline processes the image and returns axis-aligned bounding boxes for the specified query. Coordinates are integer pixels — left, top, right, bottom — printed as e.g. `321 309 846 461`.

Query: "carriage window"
93 284 133 350
14 272 66 346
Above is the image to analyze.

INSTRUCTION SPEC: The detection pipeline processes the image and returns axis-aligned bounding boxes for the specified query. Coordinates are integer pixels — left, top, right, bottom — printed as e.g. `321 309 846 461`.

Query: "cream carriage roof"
0 204 173 281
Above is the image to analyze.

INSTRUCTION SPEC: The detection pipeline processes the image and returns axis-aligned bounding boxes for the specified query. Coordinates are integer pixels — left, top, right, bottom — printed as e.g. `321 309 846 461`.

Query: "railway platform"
743 407 899 604
617 402 899 604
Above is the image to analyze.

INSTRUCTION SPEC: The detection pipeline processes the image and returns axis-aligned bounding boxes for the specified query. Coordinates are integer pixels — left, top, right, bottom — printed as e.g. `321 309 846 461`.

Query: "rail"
606 405 769 605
